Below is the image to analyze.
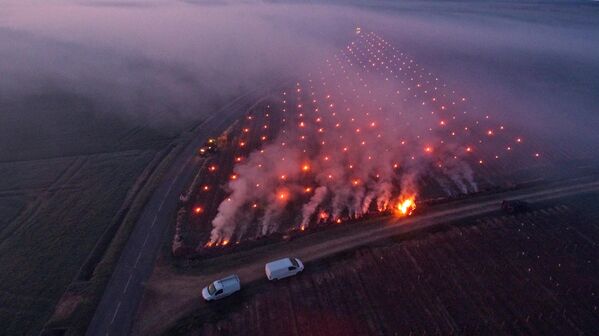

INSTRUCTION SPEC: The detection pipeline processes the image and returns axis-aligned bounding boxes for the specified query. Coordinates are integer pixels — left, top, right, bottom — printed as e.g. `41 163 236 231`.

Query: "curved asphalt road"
85 89 266 336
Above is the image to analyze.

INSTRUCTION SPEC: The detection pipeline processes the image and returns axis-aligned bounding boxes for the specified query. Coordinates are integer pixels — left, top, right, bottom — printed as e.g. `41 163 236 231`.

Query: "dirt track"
133 176 599 335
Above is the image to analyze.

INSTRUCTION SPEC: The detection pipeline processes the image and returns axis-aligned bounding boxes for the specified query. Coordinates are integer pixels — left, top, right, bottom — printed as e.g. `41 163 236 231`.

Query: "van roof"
219 274 240 286
266 258 295 270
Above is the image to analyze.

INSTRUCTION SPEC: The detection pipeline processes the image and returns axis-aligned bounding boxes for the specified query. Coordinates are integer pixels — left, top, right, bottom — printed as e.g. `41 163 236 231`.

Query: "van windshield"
208 283 217 295
289 258 299 268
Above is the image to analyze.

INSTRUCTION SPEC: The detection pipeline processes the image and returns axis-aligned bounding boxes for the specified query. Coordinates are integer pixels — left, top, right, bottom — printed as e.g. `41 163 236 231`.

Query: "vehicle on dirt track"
265 257 304 280
197 138 218 157
202 275 241 301
501 199 530 214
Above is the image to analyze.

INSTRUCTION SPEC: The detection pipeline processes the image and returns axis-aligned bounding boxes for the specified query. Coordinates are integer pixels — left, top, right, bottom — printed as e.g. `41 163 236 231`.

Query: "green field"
0 91 182 335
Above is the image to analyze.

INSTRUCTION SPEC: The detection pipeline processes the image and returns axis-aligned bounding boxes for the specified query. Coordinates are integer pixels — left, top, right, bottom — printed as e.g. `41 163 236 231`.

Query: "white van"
265 257 304 280
202 275 241 301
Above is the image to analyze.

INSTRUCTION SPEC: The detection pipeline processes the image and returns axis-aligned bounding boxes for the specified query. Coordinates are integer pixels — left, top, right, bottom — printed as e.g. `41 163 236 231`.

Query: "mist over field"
1 0 598 161
0 0 598 335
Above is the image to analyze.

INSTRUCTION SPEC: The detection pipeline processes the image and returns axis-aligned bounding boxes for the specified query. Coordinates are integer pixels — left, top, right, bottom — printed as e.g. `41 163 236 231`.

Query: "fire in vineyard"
201 28 537 247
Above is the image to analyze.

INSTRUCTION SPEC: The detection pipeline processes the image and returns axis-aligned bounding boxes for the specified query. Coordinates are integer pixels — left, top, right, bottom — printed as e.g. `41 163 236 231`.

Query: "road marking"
143 233 149 247
110 301 121 325
123 274 133 294
134 251 143 268
151 215 157 228
157 180 176 212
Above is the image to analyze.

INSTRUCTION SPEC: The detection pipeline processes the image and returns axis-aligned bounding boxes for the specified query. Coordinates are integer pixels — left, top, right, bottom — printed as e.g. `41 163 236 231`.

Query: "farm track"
175 205 598 335
0 156 85 243
0 149 149 244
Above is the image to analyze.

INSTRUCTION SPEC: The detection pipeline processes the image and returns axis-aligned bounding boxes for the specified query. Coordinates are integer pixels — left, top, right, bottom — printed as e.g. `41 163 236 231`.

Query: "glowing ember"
278 190 289 201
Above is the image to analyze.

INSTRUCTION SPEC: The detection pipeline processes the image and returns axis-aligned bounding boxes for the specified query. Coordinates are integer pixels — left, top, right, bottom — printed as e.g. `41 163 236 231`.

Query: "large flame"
395 196 416 217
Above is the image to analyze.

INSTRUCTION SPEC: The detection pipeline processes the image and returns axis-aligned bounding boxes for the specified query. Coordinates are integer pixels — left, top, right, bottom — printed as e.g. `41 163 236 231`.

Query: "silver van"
202 275 241 301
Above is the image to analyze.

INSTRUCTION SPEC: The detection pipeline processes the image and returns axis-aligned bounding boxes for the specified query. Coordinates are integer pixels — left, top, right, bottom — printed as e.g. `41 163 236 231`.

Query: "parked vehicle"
202 275 241 301
265 257 304 280
501 200 530 214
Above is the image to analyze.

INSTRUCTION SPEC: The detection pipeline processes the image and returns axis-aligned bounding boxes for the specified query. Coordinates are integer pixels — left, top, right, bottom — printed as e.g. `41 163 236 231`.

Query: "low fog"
2 2 598 334
1 0 598 159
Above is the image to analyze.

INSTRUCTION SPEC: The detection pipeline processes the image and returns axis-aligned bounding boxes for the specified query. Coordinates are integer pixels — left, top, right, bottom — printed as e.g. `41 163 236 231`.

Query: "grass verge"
40 134 192 336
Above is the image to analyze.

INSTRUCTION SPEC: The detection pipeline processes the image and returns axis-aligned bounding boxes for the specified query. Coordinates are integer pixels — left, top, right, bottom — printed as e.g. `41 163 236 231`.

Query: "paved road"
85 89 267 336
134 174 599 335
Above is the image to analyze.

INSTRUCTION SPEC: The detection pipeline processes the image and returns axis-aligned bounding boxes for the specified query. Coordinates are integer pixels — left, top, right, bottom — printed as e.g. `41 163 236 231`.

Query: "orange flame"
395 196 416 217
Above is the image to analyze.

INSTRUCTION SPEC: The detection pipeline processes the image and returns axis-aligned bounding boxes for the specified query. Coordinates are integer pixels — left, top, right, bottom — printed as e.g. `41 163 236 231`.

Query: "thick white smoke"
300 186 328 229
206 30 523 245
